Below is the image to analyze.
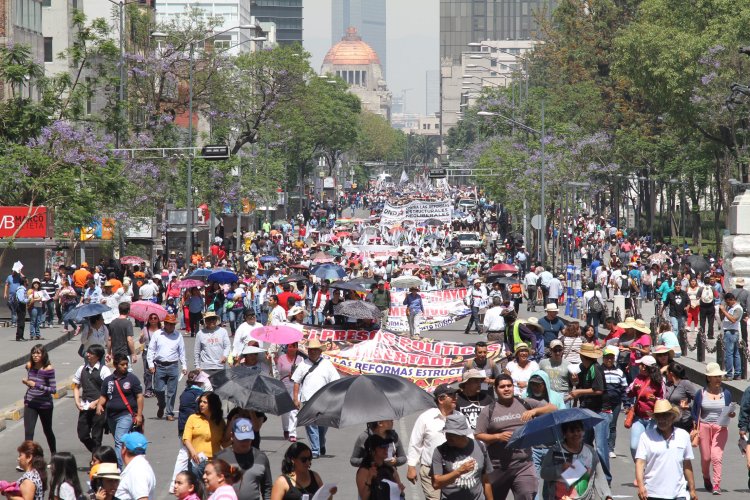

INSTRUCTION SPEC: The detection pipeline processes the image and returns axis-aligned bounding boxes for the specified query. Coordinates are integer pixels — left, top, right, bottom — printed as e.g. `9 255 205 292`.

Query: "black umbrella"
348 277 377 286
209 367 295 415
329 280 369 292
485 275 520 285
685 254 710 275
295 374 436 428
334 300 382 320
279 274 308 284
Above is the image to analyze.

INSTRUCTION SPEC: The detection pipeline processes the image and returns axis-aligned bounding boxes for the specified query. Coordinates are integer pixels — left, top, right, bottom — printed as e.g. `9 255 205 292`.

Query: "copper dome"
323 27 381 66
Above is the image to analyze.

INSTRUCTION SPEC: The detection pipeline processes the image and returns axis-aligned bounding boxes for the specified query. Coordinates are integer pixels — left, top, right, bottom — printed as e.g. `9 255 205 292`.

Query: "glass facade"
332 0 386 77
251 0 303 45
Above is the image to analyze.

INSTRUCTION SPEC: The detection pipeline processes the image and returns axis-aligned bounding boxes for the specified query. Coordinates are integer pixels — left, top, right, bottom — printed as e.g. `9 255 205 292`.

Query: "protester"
73 344 110 452
277 341 304 442
116 432 156 500
350 420 407 468
8 440 46 500
139 313 161 398
194 312 231 371
21 344 57 455
48 452 83 500
148 313 188 420
215 416 273 500
355 434 405 500
504 342 539 396
602 345 627 459
626 355 664 462
456 369 494 430
173 471 204 500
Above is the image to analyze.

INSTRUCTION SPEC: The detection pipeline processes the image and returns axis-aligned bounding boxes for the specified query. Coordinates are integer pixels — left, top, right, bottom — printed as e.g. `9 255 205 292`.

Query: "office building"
1 0 44 100
331 0 385 77
425 69 439 115
251 0 302 46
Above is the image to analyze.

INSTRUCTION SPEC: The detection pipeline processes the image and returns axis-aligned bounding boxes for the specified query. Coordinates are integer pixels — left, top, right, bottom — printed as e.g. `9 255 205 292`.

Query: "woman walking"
626 355 663 462
22 344 57 454
182 391 227 478
277 342 303 442
6 441 46 500
140 313 161 398
27 279 45 341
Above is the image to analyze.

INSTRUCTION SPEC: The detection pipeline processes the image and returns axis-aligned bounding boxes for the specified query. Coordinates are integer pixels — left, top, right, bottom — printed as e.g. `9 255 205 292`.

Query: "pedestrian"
48 452 84 500
504 343 539 396
404 286 425 338
292 338 340 458
276 341 303 442
169 370 209 492
524 370 566 483
558 322 584 365
182 392 227 478
56 279 78 333
10 440 46 500
370 280 391 327
89 463 120 500
72 344 111 452
626 355 664 462
203 459 242 500
432 412 493 500
350 420 407 468
4 263 24 327
26 278 45 340
634 400 697 500
718 292 743 380
148 313 188 420
269 442 334 499
231 310 261 363
96 354 144 469
115 432 156 500
537 303 564 350
216 416 273 500
108 302 137 367
173 471 203 500
194 311 231 372
456 369 494 430
602 345 627 459
406 384 460 500
463 279 487 335
15 277 29 341
474 374 557 500
22 344 57 454
186 288 204 337
464 341 504 390
665 281 689 336
691 362 735 494
140 313 161 398
355 434 405 500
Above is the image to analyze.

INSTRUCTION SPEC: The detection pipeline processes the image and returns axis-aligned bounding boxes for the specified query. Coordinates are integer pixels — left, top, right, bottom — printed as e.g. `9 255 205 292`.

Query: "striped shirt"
24 367 57 409
603 366 627 410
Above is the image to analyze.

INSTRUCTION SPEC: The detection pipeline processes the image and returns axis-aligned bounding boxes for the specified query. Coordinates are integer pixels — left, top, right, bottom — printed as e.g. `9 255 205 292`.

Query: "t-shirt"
101 372 142 418
116 455 155 500
456 390 494 430
577 362 605 412
431 439 493 500
505 360 540 396
108 317 134 356
538 358 571 394
635 427 693 499
474 397 545 469
215 448 273 500
183 414 226 458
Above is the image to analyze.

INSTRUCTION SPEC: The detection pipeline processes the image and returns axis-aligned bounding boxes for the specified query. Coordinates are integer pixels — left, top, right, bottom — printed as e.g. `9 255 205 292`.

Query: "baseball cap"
603 346 619 357
122 432 148 454
549 339 563 349
637 355 656 366
233 418 255 441
433 383 459 398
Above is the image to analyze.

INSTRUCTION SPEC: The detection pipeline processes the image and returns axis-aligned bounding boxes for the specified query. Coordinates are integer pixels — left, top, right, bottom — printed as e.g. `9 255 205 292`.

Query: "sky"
303 0 439 116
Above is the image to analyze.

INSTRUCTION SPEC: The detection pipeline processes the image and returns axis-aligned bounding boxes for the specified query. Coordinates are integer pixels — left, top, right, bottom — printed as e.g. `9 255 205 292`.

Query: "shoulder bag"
114 378 143 433
624 382 650 429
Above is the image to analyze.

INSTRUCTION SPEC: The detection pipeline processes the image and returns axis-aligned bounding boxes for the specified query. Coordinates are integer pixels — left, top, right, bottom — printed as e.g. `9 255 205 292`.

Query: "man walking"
719 292 743 380
108 302 137 366
72 344 111 452
370 280 391 327
194 311 230 372
116 432 156 500
147 314 187 421
292 338 340 458
464 280 487 335
404 286 425 339
216 417 273 499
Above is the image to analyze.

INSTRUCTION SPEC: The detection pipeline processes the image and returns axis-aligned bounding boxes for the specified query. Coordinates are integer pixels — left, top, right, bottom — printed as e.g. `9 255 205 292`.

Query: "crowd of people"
3 179 750 500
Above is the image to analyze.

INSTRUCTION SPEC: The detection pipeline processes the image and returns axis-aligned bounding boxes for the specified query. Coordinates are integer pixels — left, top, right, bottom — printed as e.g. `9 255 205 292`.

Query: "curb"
0 330 75 374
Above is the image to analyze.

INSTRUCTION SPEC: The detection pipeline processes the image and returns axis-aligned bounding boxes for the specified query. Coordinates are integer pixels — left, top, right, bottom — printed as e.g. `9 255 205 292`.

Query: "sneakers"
609 451 616 459
713 485 721 495
703 478 712 491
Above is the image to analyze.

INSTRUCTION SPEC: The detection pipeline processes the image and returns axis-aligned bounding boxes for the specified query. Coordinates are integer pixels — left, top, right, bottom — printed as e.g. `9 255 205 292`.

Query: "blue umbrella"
260 255 279 263
311 263 346 281
189 268 212 279
208 269 239 284
506 408 604 449
63 303 111 323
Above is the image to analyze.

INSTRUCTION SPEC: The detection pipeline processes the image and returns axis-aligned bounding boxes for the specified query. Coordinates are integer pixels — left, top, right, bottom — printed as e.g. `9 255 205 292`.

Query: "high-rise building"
331 0 386 77
425 69 439 115
251 0 303 46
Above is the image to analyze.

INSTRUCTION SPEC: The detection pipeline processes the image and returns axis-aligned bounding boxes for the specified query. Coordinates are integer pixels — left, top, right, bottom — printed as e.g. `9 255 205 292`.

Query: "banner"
380 200 452 226
0 206 49 238
302 325 380 343
385 287 491 333
314 330 504 392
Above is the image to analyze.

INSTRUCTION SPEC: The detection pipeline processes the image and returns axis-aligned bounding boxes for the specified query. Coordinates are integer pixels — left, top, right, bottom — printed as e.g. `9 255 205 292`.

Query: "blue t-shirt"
6 274 21 297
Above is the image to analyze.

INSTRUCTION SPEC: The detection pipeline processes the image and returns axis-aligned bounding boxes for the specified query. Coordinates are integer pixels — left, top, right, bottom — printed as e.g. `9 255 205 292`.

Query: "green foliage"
354 112 406 162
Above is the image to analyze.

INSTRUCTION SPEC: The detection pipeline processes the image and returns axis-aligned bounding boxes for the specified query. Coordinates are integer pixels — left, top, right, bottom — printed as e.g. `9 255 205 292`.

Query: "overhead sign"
429 168 447 179
201 145 229 160
380 200 452 226
0 206 49 238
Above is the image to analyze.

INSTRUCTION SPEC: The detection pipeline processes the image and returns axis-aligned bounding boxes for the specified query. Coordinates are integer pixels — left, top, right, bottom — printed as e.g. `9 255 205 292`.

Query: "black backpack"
588 293 604 314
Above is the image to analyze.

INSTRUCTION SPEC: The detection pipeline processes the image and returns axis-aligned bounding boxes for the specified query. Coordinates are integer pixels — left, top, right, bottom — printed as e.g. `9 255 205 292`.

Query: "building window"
362 71 366 86
44 37 53 62
42 0 51 7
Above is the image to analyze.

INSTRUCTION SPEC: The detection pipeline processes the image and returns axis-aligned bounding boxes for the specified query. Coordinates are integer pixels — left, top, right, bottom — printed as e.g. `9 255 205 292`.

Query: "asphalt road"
0 320 748 499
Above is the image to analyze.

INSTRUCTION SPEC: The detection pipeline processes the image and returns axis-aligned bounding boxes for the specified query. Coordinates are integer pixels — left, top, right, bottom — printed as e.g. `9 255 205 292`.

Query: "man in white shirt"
406 384 460 500
464 279 488 335
232 309 263 360
538 267 553 304
137 279 158 302
268 295 287 326
100 281 120 325
292 338 340 458
719 292 743 380
147 314 187 420
116 432 155 500
547 274 563 305
483 297 506 341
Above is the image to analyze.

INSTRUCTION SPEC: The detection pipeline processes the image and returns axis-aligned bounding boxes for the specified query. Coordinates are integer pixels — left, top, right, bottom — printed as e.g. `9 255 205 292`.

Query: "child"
173 471 203 500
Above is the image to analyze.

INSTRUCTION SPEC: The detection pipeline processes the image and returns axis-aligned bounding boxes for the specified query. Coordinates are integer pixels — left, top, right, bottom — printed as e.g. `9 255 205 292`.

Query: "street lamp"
152 24 260 256
478 106 547 264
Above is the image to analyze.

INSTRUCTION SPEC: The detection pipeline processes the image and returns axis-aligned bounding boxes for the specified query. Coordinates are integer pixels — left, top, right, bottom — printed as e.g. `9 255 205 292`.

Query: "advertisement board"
0 206 49 238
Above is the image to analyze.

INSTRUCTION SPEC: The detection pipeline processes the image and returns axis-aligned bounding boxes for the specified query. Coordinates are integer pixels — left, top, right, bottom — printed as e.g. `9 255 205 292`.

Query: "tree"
354 112 406 162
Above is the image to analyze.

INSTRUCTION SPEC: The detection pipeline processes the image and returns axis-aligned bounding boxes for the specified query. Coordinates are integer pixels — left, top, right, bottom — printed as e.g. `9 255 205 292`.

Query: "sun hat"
473 279 483 284
31 278 40 284
634 319 651 334
650 399 680 419
443 413 472 437
579 343 603 359
549 339 563 349
233 418 255 441
163 314 178 324
735 277 746 286
545 303 559 312
307 338 324 349
122 432 148 454
203 311 219 320
637 355 656 366
514 342 531 355
287 306 305 318
617 316 638 329
652 345 672 355
461 369 486 383
603 345 619 357
705 362 726 377
93 463 121 480
524 317 543 330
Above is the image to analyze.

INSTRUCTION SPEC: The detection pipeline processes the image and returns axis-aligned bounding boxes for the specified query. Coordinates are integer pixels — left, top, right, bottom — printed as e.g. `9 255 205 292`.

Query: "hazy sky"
303 0 439 115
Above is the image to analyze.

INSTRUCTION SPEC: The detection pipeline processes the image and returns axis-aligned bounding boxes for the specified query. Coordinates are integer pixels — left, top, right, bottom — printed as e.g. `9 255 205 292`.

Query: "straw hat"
203 311 219 320
514 342 531 355
617 317 638 329
307 338 324 349
705 362 726 377
634 319 651 334
524 317 543 330
93 463 121 480
579 343 603 359
545 303 559 312
650 399 680 419
652 345 672 355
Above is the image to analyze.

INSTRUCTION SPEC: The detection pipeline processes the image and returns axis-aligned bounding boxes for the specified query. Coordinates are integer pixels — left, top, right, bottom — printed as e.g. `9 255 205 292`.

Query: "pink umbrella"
400 263 420 270
120 255 145 265
177 279 205 289
250 325 304 345
128 300 167 322
489 263 519 273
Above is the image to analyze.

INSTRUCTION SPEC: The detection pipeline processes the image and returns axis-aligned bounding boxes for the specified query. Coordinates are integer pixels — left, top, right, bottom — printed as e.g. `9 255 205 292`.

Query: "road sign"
530 214 543 230
201 145 229 161
429 168 447 179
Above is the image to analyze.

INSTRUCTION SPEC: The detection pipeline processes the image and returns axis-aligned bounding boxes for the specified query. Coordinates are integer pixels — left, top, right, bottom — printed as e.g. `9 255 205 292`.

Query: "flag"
399 170 409 184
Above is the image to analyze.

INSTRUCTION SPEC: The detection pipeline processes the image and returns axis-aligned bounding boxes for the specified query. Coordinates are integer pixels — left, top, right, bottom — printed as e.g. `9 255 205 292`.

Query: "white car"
457 198 478 211
456 232 482 253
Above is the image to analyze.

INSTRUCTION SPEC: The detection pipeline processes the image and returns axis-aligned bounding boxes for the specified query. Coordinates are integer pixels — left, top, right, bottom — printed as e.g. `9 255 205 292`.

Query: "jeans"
107 413 134 469
629 417 653 460
29 307 42 338
45 301 55 326
585 416 611 482
669 315 686 336
305 424 328 456
723 329 740 378
24 405 56 453
464 306 481 334
8 299 17 325
62 302 77 331
700 307 715 337
607 404 622 453
154 362 180 416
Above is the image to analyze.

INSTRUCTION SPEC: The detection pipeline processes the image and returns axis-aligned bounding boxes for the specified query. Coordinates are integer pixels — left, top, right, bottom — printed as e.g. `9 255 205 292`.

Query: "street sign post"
429 168 447 179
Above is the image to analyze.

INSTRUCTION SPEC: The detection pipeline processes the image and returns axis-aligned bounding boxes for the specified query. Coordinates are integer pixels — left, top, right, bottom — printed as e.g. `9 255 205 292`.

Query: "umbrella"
259 255 279 263
188 268 212 279
423 218 443 226
485 275 520 286
348 277 377 286
312 252 334 263
208 269 239 284
296 374 436 428
390 275 423 289
290 263 309 270
279 274 307 284
120 256 144 265
685 254 710 275
506 408 605 449
489 263 518 273
311 263 346 281
128 301 168 322
334 300 382 320
648 252 670 265
335 231 353 238
209 368 295 415
329 280 369 292
63 303 112 323
400 263 420 270
177 279 205 289
250 325 304 345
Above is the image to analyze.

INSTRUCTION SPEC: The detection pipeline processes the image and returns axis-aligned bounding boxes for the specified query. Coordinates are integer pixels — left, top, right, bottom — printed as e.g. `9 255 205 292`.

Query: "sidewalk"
0 323 74 373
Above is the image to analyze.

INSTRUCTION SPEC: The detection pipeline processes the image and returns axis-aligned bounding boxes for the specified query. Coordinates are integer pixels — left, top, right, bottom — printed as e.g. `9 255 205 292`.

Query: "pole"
186 42 194 257
540 100 546 265
117 2 126 258
236 161 242 253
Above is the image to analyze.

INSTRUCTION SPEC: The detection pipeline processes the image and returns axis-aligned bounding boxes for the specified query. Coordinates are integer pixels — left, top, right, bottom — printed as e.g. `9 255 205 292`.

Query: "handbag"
114 378 144 433
624 382 650 429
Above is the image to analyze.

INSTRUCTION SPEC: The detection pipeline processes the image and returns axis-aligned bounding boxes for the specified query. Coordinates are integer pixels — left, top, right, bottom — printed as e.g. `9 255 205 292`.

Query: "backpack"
588 293 604 314
620 277 630 294
642 272 653 286
699 286 714 304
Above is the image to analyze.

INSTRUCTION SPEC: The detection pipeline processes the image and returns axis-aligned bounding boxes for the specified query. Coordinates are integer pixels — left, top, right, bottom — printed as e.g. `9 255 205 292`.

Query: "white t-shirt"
722 304 743 331
291 357 340 402
116 455 155 500
505 360 540 396
635 427 693 499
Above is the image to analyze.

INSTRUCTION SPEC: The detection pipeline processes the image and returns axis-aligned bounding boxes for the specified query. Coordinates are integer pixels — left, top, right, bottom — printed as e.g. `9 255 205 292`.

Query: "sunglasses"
297 455 313 463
